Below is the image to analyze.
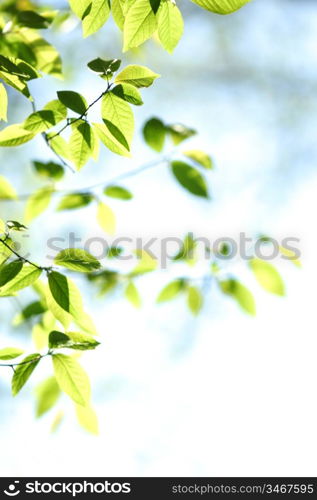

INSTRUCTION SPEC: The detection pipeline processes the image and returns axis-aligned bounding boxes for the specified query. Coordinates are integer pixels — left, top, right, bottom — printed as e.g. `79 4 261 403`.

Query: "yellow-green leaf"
96 202 116 235
0 175 17 200
115 64 160 88
123 0 157 51
0 124 35 147
157 1 184 53
249 258 285 296
76 403 99 434
24 186 54 223
53 354 91 406
125 281 141 308
0 347 24 360
0 82 8 121
219 279 256 315
191 0 252 14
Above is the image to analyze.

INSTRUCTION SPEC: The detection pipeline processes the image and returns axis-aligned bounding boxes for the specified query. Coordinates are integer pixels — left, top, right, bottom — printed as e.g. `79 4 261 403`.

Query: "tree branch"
0 237 52 272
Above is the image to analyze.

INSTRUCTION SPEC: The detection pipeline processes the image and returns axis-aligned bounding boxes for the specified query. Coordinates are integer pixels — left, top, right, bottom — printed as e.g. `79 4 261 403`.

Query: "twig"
0 352 51 369
0 238 52 271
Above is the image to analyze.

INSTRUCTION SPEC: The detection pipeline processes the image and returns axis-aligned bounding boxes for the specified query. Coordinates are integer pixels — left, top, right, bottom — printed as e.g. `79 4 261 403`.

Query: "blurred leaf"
96 202 116 235
125 281 141 308
0 347 24 360
131 250 157 275
157 279 184 303
33 160 64 180
183 150 213 169
13 300 46 326
0 175 17 200
249 258 285 296
25 186 54 223
279 245 301 268
57 192 93 211
143 117 166 152
171 161 209 198
35 376 61 418
168 123 196 145
0 83 8 121
187 286 203 315
104 185 133 200
219 279 256 315
17 10 50 29
76 403 99 434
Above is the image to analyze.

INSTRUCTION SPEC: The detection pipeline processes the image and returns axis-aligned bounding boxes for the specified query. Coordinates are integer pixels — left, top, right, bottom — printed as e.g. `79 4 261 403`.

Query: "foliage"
0 0 297 435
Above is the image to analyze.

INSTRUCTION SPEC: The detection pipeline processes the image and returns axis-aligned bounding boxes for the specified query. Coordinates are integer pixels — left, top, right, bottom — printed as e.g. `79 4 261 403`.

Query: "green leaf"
6 220 27 231
23 101 67 134
0 238 13 266
35 376 61 418
68 0 91 17
82 0 111 37
18 30 62 78
13 300 46 326
104 185 133 200
191 0 252 15
54 248 101 273
0 265 42 296
0 260 23 287
47 134 70 161
87 58 121 74
49 331 100 350
115 65 160 88
187 286 203 315
157 1 184 53
101 91 134 149
219 279 256 315
57 192 93 211
17 10 50 28
168 123 196 144
157 279 184 302
76 403 99 434
12 353 41 396
57 91 87 115
123 0 157 51
96 202 116 235
0 219 5 234
0 82 8 121
93 122 131 157
183 150 213 169
131 250 157 276
125 281 141 308
52 353 91 406
0 347 24 360
0 175 17 200
0 124 35 147
111 83 143 106
143 117 166 152
25 186 54 223
249 258 285 296
171 161 209 198
111 0 126 30
33 161 64 180
48 271 69 313
69 120 95 170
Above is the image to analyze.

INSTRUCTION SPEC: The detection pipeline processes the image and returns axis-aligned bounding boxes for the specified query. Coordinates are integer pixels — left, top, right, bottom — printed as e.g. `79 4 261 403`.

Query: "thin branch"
0 352 51 369
47 82 112 142
0 237 52 271
1 155 171 202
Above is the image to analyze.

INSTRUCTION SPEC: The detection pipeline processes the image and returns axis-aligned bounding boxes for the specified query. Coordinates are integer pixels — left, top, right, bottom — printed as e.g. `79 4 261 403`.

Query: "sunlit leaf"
96 202 116 235
219 279 256 315
157 1 184 53
249 258 285 296
0 82 8 121
171 161 209 198
0 347 24 360
123 0 157 51
35 376 61 417
76 403 99 434
115 65 160 88
0 175 17 200
54 248 101 273
143 117 166 152
12 353 41 396
191 0 252 15
25 186 54 223
53 353 91 406
104 185 133 200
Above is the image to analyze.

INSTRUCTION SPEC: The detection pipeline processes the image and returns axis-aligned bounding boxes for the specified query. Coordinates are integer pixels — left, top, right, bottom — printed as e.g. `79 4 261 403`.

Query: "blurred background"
1 0 317 476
